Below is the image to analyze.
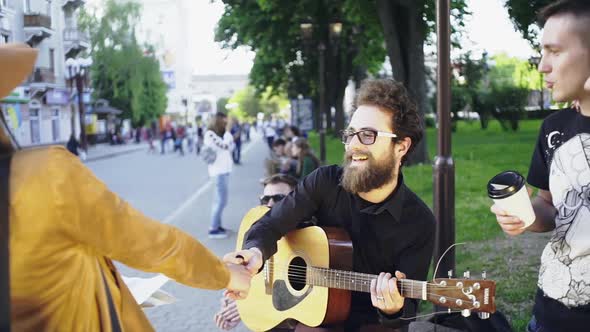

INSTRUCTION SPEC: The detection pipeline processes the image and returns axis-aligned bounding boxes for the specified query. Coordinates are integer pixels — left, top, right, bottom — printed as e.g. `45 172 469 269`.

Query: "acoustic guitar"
235 206 496 331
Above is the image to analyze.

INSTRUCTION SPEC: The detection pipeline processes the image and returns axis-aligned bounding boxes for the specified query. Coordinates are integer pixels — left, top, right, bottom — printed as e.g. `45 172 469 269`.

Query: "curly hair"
352 79 423 164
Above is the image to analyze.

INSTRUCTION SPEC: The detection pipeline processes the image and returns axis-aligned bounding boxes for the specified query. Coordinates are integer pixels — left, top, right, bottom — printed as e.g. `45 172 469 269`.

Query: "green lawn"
308 119 544 330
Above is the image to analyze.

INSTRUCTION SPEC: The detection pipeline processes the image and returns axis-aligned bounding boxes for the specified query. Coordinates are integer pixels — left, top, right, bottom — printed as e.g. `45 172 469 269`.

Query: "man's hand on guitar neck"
223 247 264 276
370 271 406 316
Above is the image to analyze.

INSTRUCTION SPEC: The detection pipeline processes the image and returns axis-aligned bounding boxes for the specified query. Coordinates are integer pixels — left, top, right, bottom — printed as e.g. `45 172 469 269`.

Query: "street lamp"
299 20 329 163
528 55 544 111
65 57 92 152
182 97 188 124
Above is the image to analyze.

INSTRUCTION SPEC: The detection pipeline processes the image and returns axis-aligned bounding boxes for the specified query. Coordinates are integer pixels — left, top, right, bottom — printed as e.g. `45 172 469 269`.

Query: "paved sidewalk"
85 142 150 162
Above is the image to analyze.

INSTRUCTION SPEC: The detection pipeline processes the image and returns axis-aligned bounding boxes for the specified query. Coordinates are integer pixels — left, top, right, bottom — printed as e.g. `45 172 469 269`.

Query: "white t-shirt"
204 130 234 177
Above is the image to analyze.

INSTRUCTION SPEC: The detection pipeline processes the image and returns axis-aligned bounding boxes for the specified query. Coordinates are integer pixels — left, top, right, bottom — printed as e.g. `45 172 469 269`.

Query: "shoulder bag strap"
100 267 122 332
0 154 13 332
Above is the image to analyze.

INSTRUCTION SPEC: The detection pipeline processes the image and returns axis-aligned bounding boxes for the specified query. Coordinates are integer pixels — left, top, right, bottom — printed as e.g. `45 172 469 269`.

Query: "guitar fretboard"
307 266 428 300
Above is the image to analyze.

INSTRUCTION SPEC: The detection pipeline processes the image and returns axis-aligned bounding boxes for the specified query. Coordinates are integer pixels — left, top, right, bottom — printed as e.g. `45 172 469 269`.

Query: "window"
23 0 31 13
49 49 55 74
51 109 60 141
30 109 40 144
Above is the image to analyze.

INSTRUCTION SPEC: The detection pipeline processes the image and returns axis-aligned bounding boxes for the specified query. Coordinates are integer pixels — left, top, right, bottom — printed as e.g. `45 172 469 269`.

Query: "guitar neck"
308 266 428 301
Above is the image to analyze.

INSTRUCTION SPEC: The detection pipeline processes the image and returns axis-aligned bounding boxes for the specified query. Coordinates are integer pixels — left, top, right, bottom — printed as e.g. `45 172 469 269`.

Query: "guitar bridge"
265 256 274 295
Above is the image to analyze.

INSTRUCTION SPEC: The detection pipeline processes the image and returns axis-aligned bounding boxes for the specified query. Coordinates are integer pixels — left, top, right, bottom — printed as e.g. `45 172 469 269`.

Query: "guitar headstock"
428 278 496 313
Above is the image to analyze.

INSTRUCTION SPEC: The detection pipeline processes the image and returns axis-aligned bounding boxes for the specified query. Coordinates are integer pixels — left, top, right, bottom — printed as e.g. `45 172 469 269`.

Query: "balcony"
23 13 53 45
28 67 56 85
62 0 86 12
63 28 90 57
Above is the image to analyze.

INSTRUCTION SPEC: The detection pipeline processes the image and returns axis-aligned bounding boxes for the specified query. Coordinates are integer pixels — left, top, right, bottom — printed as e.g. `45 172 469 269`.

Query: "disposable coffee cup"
487 170 535 228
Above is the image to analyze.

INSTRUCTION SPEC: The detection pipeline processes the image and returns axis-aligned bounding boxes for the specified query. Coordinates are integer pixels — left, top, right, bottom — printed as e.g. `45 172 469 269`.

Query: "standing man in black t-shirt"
490 1 590 331
224 79 436 332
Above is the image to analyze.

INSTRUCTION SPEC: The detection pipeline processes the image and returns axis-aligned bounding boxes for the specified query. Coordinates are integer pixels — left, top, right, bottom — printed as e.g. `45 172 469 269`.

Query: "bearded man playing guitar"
224 79 436 332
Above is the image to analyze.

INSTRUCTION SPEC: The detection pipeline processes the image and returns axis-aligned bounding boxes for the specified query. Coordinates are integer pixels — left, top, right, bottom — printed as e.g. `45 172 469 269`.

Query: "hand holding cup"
488 171 535 235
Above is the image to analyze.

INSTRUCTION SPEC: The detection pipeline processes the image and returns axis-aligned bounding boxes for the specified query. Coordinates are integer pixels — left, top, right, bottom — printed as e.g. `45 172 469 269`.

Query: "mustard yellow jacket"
9 146 230 331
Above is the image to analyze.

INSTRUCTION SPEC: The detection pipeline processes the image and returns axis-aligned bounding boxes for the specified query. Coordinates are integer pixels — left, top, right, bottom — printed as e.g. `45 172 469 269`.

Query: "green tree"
216 0 470 165
452 52 533 131
367 0 469 164
505 0 552 50
216 0 386 136
216 97 229 114
227 86 288 121
79 0 167 126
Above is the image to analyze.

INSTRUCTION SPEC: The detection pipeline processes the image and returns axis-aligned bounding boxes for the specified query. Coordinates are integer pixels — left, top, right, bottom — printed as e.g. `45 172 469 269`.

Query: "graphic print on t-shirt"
540 133 590 307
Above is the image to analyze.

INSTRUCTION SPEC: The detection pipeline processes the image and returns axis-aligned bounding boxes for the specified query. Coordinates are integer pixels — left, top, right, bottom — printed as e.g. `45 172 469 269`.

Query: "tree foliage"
451 52 533 131
228 86 289 121
504 0 551 50
79 0 167 126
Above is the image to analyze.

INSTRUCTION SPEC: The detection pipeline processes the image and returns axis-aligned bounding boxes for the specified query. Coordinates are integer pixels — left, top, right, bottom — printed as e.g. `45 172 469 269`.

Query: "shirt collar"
356 173 406 222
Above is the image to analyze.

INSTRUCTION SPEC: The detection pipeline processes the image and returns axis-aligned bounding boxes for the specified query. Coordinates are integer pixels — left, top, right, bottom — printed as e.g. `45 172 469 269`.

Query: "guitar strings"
261 263 481 305
264 261 454 288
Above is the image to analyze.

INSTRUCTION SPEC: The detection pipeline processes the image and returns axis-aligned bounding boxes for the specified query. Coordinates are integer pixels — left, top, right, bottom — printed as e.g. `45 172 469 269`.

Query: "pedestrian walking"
230 117 242 164
204 112 234 239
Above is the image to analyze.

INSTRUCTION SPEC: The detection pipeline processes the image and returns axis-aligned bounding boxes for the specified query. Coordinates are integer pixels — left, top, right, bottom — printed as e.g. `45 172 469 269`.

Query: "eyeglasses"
259 194 287 205
341 129 397 145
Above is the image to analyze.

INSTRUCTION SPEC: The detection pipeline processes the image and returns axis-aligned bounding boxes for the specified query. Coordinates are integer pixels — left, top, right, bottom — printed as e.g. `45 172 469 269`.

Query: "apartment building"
0 0 89 147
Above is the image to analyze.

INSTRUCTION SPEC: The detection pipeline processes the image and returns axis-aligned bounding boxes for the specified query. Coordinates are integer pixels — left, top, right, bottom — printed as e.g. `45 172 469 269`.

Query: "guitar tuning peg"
448 270 453 278
478 312 490 320
463 270 470 279
482 270 487 280
461 309 471 317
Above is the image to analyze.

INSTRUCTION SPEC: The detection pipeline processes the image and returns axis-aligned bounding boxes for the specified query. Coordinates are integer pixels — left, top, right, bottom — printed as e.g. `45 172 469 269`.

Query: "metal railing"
23 13 52 30
63 28 90 43
28 67 56 84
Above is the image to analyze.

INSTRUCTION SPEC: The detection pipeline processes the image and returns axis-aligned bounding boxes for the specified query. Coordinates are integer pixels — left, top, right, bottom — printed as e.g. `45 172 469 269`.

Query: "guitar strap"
0 153 12 332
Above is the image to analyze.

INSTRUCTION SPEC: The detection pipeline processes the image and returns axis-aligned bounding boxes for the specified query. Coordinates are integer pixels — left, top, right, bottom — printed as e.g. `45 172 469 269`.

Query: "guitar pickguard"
272 280 313 311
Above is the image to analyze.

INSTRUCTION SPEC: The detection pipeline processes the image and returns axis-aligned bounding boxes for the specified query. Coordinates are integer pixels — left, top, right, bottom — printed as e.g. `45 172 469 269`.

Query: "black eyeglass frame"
259 194 287 205
340 128 397 145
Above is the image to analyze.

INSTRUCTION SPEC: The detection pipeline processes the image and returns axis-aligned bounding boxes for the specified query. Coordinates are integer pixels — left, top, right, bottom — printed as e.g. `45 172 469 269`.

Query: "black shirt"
527 108 590 331
243 165 436 330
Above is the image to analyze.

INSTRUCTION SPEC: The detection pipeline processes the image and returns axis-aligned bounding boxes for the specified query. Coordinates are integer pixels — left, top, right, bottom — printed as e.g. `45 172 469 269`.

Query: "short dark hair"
208 112 228 136
262 174 298 189
272 138 286 147
289 125 301 137
352 79 423 164
539 0 590 26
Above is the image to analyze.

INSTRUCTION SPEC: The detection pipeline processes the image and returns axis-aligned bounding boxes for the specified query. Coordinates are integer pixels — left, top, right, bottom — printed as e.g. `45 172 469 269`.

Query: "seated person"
265 139 296 177
214 174 299 331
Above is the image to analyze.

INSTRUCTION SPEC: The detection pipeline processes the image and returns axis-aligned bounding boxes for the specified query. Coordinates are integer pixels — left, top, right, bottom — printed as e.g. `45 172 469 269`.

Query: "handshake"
222 248 264 300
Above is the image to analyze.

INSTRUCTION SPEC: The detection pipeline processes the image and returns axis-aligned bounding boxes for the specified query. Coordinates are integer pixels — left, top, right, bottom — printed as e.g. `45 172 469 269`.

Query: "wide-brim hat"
0 43 38 99
0 43 37 152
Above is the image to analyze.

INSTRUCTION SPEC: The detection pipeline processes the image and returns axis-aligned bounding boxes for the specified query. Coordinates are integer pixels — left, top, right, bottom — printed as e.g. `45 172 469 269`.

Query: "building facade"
0 0 89 147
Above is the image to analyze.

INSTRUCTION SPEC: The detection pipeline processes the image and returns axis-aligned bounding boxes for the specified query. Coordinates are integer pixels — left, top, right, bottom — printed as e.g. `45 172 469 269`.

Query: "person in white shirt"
204 112 234 239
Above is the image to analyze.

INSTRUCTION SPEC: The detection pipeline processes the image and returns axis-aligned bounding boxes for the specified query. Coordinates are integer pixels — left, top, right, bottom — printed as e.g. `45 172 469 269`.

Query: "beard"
341 149 398 194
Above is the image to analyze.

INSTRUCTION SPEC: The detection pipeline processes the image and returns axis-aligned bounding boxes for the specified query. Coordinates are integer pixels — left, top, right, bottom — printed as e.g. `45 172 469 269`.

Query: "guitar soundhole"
288 256 307 291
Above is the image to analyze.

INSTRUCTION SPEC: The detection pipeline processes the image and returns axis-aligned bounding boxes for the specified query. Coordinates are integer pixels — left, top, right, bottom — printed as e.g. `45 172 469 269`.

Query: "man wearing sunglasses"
224 79 435 332
215 174 300 331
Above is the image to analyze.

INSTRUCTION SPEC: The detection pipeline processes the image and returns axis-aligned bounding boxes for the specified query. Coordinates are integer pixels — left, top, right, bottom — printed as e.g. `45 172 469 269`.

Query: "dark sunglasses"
341 129 397 145
259 194 287 205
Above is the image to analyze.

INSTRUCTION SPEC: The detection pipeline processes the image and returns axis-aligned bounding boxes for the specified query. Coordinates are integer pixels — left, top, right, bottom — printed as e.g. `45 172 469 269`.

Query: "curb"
85 146 147 163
